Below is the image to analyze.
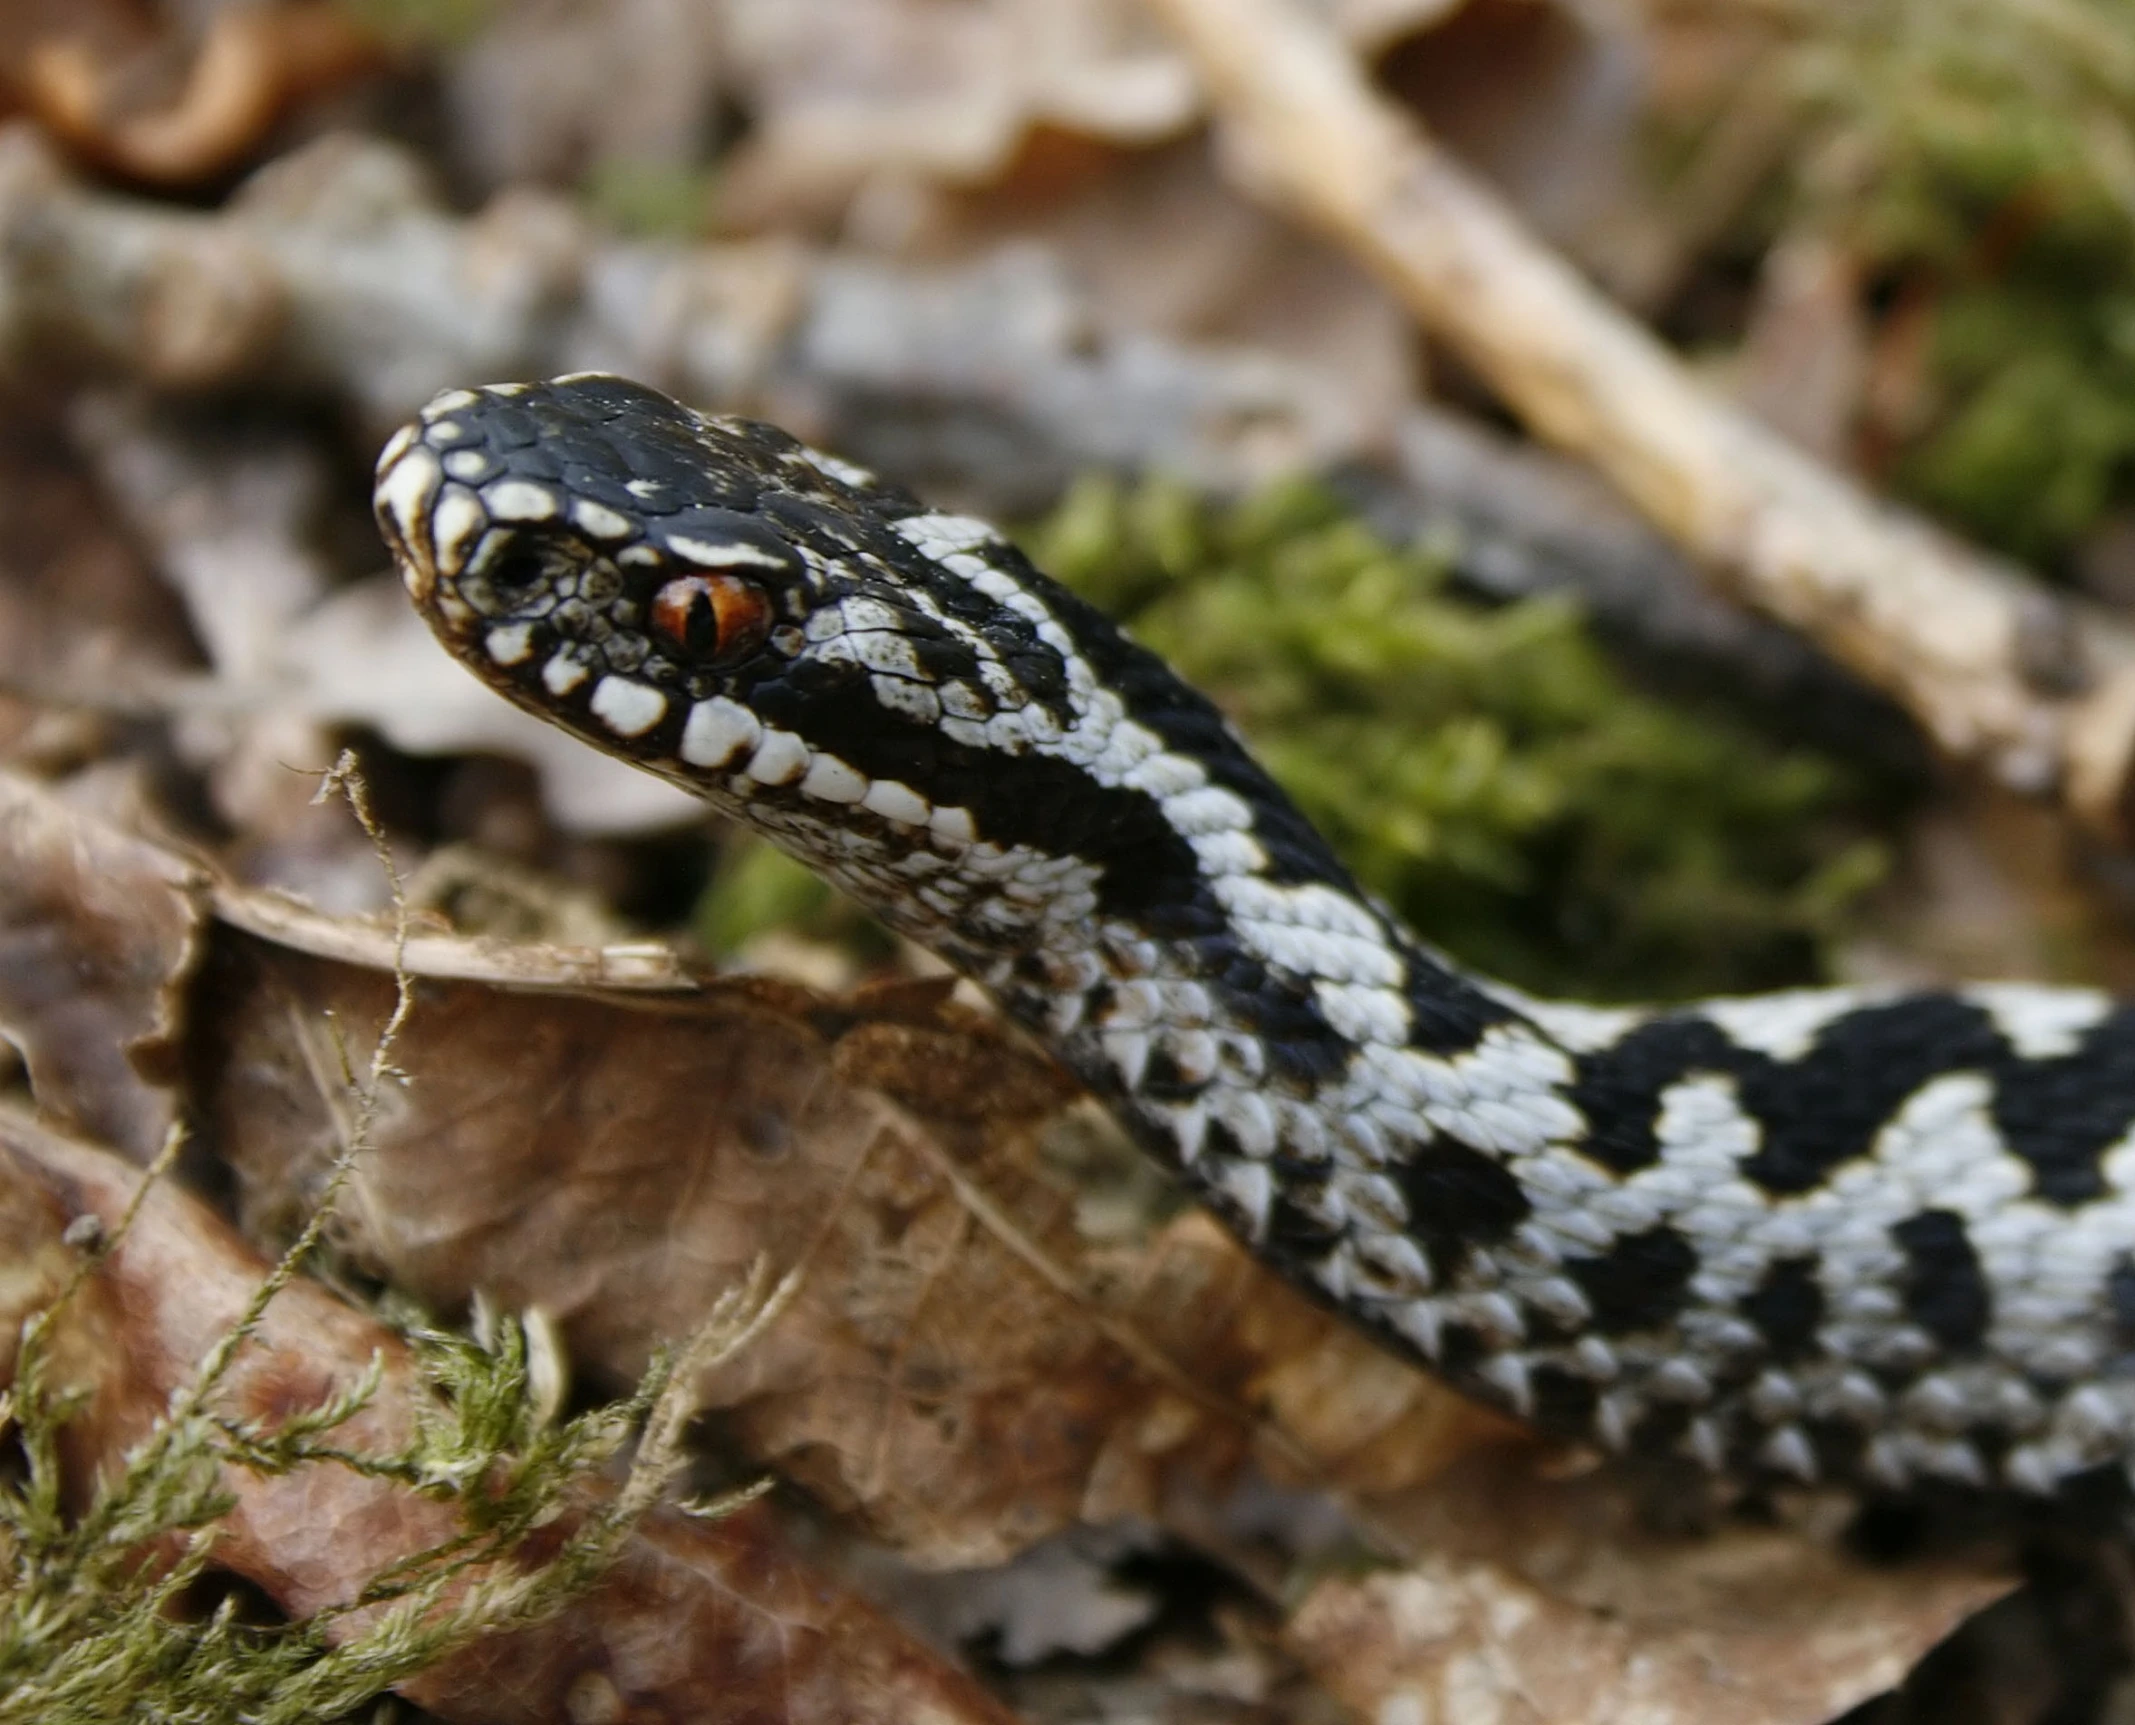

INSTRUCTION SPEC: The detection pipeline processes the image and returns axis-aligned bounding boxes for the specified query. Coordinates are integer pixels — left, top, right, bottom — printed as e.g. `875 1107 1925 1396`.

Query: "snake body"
376 374 2135 1501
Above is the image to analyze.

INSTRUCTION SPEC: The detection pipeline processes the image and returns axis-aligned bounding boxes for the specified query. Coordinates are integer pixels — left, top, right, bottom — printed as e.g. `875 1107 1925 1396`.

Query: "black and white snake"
375 373 2135 1503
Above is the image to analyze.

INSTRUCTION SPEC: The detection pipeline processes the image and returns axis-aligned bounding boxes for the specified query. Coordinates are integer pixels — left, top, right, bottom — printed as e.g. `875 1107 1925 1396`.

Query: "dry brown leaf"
432 1507 1025 1725
1288 1534 1999 1725
1290 1438 2014 1721
0 1111 1022 1725
717 0 1198 225
181 884 2011 1723
0 768 206 1160
0 390 199 711
194 916 1506 1566
25 2 389 186
0 774 2021 1715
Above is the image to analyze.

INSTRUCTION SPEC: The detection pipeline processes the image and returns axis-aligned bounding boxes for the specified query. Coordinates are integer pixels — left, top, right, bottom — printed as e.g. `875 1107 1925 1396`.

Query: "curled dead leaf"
26 4 390 186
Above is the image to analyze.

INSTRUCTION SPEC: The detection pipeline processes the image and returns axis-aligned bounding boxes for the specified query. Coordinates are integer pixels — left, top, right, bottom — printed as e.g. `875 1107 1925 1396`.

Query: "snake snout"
373 425 442 605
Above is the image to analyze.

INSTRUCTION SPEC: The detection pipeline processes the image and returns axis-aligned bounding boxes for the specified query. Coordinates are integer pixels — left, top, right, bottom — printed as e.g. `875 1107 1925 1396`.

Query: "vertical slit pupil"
683 589 719 651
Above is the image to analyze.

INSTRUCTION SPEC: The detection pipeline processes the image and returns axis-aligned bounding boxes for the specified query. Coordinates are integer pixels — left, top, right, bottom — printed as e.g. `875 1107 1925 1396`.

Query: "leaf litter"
0 0 2125 1718
0 761 2004 1720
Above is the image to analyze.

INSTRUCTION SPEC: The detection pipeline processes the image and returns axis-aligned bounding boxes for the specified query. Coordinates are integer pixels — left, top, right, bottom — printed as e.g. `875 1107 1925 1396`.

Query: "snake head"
373 375 845 772
372 373 1134 864
377 374 1015 792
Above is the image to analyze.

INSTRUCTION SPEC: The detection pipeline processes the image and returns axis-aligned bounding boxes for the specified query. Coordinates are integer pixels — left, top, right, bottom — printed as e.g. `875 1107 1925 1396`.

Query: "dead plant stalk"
1142 0 2135 836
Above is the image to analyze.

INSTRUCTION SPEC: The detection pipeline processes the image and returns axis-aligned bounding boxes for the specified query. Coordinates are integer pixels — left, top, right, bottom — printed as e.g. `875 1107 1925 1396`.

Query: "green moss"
339 0 492 50
1900 320 2135 558
0 1286 720 1725
581 159 721 240
696 834 897 963
1765 0 2135 561
1032 477 1885 1000
697 478 1887 1002
1788 0 2135 248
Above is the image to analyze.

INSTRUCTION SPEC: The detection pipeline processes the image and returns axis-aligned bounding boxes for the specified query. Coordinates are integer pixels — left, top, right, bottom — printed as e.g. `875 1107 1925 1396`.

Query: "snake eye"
651 573 773 663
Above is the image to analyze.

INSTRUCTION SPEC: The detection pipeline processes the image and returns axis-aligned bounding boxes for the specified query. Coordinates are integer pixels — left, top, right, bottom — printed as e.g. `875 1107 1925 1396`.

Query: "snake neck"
717 576 2135 1496
713 594 1592 1366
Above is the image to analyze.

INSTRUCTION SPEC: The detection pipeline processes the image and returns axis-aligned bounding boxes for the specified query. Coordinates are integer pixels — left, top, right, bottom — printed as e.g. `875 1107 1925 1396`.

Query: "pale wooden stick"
1143 0 2135 835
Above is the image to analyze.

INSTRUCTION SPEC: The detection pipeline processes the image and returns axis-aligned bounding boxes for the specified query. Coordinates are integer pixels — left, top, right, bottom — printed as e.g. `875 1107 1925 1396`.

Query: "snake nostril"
486 545 549 595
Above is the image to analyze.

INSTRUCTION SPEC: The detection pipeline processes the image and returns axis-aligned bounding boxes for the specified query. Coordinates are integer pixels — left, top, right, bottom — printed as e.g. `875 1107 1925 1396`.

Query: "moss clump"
699 476 1886 1002
1752 0 2135 562
1892 253 2135 563
0 1286 726 1725
1032 476 1884 1001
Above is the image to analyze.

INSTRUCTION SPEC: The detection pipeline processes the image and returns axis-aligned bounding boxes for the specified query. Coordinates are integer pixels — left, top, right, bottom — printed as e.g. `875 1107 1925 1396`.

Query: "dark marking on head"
737 655 1200 913
945 547 1374 896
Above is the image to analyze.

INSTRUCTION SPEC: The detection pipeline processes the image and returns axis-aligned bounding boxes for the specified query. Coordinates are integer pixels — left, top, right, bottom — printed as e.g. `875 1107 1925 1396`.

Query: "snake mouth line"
373 423 443 608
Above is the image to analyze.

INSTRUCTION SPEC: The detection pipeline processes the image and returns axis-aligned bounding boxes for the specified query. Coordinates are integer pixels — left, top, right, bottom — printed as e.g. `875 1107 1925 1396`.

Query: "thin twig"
1141 0 2135 837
